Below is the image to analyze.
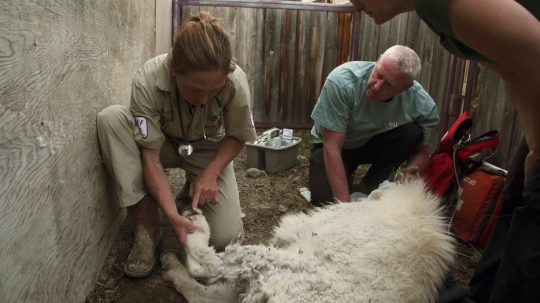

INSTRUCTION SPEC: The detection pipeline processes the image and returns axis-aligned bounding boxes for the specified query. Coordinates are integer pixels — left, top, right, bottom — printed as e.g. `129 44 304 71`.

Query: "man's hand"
189 170 219 211
403 143 430 182
169 214 201 246
402 165 421 182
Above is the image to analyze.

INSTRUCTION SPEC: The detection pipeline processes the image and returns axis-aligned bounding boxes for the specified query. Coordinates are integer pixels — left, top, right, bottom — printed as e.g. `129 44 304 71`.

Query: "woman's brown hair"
170 12 235 75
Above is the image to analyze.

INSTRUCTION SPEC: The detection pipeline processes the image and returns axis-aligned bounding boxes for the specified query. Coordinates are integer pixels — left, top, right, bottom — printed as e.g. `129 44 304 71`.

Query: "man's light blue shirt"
311 61 439 149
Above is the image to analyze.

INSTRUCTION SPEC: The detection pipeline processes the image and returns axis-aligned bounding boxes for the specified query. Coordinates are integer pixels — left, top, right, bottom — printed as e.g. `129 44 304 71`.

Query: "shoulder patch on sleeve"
134 116 148 139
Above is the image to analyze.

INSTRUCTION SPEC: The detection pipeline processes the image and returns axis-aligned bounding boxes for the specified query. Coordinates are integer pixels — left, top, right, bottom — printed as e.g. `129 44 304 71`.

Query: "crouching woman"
96 12 256 278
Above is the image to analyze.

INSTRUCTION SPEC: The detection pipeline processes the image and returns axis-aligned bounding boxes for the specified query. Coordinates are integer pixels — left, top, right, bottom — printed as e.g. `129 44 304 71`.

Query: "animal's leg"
182 210 222 278
160 252 238 303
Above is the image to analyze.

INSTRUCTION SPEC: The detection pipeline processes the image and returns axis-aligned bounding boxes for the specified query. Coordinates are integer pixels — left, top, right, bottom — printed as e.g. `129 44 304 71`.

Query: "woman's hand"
169 214 201 246
189 170 220 211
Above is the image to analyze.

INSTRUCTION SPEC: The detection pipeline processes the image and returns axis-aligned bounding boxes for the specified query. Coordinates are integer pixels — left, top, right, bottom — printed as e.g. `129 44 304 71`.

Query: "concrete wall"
0 1 155 302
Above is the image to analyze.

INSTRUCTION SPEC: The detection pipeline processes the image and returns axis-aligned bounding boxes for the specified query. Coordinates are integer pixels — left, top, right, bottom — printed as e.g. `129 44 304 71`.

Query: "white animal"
161 180 455 303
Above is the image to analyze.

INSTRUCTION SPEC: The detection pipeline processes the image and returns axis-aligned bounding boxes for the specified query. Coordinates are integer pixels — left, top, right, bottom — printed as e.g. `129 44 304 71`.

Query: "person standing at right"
349 0 540 302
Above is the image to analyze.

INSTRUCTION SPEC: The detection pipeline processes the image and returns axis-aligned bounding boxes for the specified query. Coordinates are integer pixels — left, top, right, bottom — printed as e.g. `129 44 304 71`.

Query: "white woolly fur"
161 180 456 303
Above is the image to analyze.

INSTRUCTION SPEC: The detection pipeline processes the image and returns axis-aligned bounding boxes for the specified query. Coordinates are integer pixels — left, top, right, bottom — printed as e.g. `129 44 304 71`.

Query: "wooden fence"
176 1 354 128
175 0 521 168
469 66 522 167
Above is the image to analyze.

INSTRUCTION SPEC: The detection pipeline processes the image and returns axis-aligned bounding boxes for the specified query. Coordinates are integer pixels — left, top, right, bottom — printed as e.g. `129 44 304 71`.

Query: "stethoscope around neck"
175 88 224 157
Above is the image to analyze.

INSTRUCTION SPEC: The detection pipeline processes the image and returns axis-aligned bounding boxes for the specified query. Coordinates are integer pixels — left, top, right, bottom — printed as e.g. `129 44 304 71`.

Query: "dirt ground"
85 130 482 303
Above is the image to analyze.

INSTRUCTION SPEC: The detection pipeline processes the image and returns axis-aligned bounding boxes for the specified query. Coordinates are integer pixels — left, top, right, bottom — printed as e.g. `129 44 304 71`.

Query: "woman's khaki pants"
97 105 243 249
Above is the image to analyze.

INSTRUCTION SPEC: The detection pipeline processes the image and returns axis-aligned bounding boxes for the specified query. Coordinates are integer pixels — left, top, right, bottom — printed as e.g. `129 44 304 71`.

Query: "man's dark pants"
468 138 540 302
308 122 423 206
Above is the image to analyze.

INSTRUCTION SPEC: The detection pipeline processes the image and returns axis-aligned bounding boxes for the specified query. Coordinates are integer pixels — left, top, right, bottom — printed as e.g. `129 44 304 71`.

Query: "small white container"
246 136 302 173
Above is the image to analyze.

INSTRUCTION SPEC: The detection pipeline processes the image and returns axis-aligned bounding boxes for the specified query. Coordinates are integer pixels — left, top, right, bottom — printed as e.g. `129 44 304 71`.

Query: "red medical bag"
451 168 506 248
423 112 506 248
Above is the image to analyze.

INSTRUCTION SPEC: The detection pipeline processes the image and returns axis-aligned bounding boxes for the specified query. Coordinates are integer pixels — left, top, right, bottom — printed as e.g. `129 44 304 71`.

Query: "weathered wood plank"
308 11 327 120
470 66 521 167
156 0 173 55
279 9 295 121
0 1 155 302
358 15 380 60
266 9 283 121
293 10 310 123
252 8 266 119
322 12 338 81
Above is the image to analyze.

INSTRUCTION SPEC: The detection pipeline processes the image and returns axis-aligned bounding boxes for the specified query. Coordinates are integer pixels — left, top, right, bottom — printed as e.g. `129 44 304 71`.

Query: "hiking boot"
124 225 160 278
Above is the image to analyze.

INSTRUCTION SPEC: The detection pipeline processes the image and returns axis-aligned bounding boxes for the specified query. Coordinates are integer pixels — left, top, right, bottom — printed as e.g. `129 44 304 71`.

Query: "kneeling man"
309 45 439 206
